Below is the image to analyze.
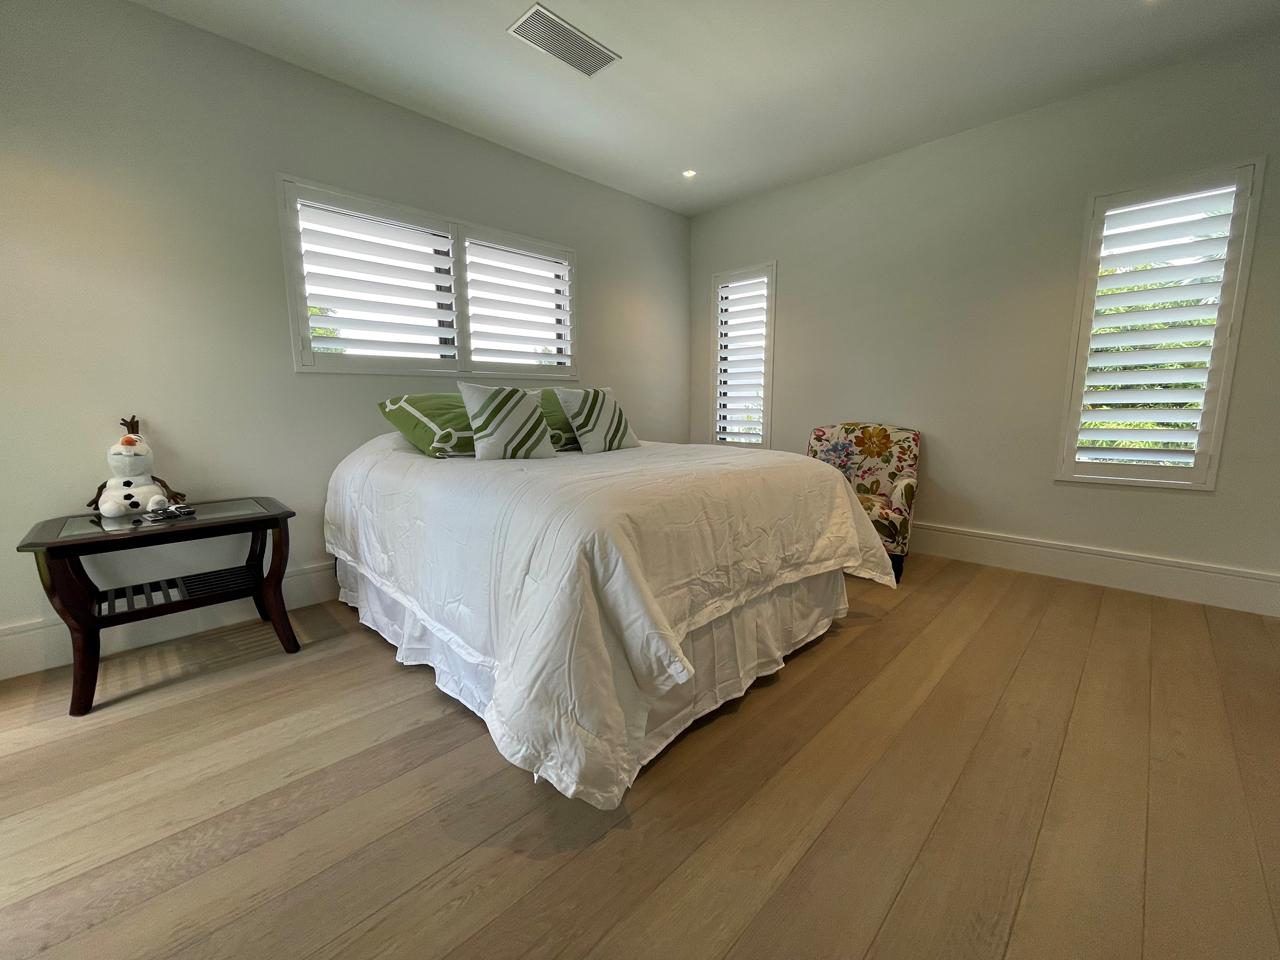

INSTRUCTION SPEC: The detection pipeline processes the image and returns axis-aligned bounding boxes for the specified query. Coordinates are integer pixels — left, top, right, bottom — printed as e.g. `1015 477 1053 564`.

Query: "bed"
325 433 894 808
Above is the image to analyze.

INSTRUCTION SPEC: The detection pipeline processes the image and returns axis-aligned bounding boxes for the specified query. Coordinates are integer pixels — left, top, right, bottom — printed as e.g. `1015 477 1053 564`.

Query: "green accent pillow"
379 393 475 458
554 387 640 454
459 382 557 460
533 389 581 451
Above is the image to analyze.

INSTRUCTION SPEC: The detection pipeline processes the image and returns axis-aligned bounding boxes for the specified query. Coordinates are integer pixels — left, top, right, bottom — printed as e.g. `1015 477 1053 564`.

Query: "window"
1058 161 1262 489
712 264 776 446
464 235 572 370
279 178 575 378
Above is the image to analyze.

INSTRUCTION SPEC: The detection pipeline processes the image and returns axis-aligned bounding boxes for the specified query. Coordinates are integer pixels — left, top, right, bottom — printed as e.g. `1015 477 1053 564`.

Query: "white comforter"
325 434 894 808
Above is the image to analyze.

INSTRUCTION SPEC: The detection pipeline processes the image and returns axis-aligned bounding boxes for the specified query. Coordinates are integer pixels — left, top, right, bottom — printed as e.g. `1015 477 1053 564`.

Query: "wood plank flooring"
1 556 1277 960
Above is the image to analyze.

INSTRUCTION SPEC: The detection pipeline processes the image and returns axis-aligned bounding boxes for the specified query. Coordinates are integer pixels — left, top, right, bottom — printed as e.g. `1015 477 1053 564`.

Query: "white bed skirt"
336 557 848 792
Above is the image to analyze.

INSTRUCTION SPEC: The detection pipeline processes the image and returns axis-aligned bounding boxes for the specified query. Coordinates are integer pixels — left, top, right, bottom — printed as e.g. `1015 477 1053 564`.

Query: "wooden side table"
16 497 301 715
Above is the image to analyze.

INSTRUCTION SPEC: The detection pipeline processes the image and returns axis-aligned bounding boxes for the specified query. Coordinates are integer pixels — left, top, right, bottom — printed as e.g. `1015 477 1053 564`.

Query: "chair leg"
891 553 905 583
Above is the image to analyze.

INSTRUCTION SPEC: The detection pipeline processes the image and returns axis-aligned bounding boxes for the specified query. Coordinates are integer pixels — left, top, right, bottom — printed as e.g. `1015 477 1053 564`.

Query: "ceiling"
130 0 1280 215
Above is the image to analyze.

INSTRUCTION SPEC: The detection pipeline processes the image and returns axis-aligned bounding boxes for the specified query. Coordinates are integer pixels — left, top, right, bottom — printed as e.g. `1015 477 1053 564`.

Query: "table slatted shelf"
94 566 257 622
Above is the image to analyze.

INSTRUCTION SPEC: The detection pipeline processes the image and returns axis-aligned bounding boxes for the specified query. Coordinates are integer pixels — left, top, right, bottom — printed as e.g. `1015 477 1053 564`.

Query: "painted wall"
690 35 1280 612
0 0 691 678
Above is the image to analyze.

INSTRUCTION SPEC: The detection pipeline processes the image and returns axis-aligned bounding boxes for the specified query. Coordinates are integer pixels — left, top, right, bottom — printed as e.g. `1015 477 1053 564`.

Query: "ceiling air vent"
509 4 620 77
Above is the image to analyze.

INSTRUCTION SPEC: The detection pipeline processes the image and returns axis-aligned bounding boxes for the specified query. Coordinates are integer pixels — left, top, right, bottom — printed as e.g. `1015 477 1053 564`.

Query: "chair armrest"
889 475 916 515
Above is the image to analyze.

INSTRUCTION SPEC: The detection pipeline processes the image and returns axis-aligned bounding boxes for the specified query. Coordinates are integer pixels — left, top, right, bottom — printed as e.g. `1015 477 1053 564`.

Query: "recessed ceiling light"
682 170 697 179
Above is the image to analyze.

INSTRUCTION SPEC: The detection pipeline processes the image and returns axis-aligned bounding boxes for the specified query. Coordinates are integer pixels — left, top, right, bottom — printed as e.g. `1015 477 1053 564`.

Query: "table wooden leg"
246 529 270 622
261 522 300 654
37 552 103 716
68 624 101 716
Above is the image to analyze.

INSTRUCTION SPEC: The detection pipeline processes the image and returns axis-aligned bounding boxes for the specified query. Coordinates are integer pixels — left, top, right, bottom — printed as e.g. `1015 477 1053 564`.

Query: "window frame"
278 175 578 380
710 262 777 448
1055 160 1264 491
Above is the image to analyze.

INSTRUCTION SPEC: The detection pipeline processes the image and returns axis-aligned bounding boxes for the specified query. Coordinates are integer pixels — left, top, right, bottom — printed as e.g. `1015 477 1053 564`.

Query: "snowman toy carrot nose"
121 436 139 446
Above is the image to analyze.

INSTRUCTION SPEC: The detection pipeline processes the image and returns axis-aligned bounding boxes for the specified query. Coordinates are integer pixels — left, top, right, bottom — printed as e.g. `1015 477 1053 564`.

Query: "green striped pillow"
554 387 640 454
379 393 474 458
531 389 580 452
459 382 558 460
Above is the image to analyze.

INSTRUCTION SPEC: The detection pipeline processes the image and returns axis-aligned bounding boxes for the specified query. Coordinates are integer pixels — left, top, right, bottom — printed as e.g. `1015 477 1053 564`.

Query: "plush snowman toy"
87 416 186 518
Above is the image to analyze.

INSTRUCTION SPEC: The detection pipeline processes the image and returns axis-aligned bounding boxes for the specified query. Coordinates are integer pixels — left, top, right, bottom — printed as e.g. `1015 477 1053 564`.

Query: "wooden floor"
2 556 1279 960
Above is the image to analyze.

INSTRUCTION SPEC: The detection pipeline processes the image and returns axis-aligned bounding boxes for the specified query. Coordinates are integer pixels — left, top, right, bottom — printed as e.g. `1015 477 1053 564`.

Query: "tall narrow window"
713 263 776 446
1059 162 1261 489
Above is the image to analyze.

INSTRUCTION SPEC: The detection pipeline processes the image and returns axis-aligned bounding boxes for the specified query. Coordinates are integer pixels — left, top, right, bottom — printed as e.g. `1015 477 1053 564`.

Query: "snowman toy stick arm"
86 481 108 510
152 477 187 504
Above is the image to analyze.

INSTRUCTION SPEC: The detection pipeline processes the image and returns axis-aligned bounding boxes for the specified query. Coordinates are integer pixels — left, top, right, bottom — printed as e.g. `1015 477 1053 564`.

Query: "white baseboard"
5 527 1272 683
0 560 338 682
912 521 1280 616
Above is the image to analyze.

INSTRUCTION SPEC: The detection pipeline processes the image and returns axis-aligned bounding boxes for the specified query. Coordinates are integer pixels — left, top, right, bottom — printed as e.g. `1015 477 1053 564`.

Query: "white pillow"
553 387 640 454
458 382 557 460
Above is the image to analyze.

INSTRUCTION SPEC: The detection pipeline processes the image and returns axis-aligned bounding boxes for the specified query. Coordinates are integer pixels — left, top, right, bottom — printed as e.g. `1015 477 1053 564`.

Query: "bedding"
379 393 475 458
325 433 895 808
378 390 578 456
554 386 640 453
458 382 557 460
536 389 580 451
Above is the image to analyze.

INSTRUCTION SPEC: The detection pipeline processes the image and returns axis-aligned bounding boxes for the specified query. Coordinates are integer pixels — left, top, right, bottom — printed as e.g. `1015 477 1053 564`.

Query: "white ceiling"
131 0 1280 215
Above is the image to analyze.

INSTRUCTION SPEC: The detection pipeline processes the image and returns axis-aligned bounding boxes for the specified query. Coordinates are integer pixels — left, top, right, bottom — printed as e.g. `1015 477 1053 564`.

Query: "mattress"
325 433 894 808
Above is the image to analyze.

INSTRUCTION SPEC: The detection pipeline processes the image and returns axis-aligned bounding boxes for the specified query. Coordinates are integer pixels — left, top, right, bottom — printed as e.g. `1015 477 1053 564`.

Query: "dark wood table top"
17 497 295 556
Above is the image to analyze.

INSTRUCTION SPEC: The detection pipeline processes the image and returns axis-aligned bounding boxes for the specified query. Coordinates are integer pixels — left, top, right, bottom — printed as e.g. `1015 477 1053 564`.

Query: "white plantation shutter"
1060 162 1261 488
294 198 458 367
463 238 573 370
713 264 775 446
280 178 577 378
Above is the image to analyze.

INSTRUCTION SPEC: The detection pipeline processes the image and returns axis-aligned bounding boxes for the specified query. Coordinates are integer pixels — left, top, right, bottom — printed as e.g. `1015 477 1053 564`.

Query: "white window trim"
277 174 579 380
710 262 777 448
1055 159 1264 491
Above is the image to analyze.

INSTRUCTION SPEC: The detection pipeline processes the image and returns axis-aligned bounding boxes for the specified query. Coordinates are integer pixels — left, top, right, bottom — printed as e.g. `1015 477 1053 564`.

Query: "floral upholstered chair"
807 422 921 580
